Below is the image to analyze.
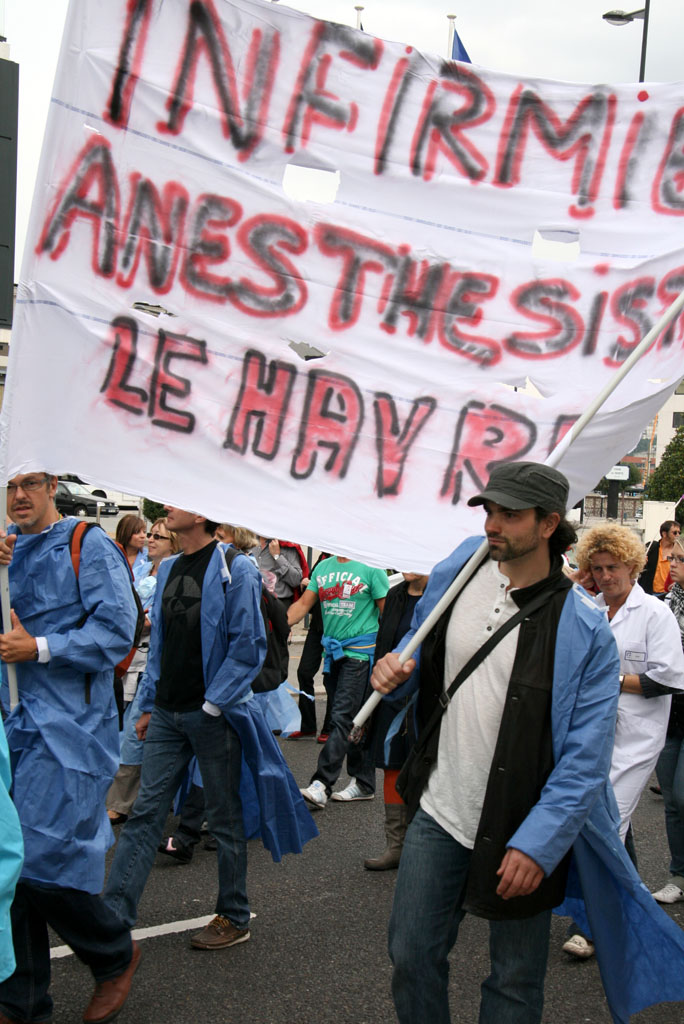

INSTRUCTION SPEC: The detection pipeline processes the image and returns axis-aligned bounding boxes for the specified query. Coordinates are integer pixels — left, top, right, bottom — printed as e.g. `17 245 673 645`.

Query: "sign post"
606 465 629 519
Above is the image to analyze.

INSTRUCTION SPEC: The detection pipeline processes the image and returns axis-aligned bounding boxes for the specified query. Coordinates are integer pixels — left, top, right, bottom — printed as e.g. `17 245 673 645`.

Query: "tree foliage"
646 426 684 508
629 434 650 455
142 498 166 523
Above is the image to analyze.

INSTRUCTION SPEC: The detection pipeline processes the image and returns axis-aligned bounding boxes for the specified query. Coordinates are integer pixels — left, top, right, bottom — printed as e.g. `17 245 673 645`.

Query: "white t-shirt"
421 559 519 849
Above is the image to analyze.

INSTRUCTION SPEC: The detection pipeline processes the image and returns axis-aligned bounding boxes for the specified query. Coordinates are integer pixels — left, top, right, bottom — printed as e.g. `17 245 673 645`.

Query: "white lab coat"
597 582 684 839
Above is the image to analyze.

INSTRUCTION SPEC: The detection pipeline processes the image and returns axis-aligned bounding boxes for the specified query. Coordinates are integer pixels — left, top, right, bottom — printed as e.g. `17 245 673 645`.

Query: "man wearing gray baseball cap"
466 460 570 514
371 461 684 1024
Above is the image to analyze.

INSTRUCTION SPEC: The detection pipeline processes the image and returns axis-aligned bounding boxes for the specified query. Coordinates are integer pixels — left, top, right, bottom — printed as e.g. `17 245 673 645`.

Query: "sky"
5 0 684 275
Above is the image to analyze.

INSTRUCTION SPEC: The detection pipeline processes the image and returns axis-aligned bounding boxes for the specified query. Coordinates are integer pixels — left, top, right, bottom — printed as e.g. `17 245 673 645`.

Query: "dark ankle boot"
364 804 407 870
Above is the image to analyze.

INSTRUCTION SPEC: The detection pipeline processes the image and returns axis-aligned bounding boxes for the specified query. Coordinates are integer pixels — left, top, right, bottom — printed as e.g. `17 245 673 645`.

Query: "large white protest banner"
2 0 684 569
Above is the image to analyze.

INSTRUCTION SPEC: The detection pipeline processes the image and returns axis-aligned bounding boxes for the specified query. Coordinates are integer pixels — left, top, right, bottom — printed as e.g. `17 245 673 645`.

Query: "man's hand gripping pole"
348 538 489 743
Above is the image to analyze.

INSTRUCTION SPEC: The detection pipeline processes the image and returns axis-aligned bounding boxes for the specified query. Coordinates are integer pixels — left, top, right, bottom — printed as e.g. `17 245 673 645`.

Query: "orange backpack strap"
68 523 144 690
68 520 103 705
114 540 136 581
69 520 94 578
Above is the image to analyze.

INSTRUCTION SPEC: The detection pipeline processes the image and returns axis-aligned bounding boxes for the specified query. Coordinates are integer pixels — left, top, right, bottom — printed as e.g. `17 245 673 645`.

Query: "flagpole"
447 13 456 59
350 283 684 739
355 5 364 30
0 486 19 711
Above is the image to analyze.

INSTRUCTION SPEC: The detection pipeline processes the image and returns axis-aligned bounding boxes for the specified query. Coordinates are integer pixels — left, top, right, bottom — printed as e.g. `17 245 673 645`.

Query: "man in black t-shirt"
104 509 267 951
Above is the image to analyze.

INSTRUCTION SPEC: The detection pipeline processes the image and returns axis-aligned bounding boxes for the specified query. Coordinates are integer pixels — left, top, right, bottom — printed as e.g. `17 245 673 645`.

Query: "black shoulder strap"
420 580 567 742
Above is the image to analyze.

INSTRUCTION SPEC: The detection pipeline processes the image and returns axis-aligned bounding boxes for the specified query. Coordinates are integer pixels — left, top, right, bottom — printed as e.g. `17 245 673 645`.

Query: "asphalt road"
46 649 684 1024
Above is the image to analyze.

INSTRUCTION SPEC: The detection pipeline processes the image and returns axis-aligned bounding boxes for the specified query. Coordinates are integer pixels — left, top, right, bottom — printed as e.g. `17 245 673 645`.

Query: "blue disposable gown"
138 543 318 859
389 537 684 1023
1 519 138 893
0 721 22 982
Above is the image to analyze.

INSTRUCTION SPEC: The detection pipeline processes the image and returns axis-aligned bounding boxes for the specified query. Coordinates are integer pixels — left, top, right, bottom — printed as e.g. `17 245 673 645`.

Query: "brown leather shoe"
190 915 250 950
82 940 141 1023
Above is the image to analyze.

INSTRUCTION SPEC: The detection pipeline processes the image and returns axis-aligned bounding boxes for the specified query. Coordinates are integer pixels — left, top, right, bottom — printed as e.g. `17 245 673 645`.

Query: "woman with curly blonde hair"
563 523 684 960
574 523 647 582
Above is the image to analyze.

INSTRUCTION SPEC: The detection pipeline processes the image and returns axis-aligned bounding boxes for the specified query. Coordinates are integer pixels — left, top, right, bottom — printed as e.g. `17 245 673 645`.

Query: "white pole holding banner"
0 486 19 711
447 14 456 59
350 283 684 738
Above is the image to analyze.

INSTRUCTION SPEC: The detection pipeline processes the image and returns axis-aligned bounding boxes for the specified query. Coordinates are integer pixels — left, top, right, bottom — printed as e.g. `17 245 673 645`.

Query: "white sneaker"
562 934 595 959
331 779 375 802
299 780 327 809
652 882 684 904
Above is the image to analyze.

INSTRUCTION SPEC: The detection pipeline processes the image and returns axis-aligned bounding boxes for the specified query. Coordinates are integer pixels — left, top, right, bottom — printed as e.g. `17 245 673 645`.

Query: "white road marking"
50 911 257 959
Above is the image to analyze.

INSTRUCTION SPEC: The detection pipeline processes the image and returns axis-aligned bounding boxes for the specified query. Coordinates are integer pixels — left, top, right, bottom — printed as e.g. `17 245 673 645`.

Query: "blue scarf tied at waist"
321 632 378 674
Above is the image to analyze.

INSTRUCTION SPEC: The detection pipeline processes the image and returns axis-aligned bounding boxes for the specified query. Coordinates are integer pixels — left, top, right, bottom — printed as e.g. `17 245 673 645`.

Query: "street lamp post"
602 2 651 82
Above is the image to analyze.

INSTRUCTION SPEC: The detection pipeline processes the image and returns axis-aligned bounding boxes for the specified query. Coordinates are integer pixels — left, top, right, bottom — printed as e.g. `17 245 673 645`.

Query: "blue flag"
451 27 471 63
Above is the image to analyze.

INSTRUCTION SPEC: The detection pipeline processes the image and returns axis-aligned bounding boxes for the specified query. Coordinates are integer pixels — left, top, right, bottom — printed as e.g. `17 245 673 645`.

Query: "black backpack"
222 547 289 693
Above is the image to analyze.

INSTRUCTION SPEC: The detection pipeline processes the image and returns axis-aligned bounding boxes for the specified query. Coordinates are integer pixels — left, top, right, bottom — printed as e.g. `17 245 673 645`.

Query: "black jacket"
639 540 660 595
375 580 412 662
366 581 418 768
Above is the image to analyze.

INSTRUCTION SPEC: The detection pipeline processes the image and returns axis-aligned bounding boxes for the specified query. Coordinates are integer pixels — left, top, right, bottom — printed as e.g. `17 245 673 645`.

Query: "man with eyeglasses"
0 472 140 1024
640 520 682 598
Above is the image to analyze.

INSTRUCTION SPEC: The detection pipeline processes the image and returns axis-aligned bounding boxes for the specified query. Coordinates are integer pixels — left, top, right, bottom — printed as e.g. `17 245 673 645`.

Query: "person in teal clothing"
0 471 141 1024
289 555 389 808
0 721 22 984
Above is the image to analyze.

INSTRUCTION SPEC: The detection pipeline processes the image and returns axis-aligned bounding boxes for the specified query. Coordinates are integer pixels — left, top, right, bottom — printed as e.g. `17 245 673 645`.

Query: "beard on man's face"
486 528 543 564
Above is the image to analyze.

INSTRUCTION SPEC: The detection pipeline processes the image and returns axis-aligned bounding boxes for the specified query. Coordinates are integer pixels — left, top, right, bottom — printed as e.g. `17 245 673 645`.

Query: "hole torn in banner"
532 227 580 263
132 302 177 318
282 163 340 204
288 340 328 361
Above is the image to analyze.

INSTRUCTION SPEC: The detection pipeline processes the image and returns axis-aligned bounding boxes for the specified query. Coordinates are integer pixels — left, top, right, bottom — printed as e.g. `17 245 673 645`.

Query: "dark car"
55 480 119 517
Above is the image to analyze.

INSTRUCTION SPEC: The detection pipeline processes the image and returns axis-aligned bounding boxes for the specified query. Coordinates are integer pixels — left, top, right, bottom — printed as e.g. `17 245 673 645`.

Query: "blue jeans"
389 808 551 1024
311 656 375 795
0 882 132 1023
174 782 207 853
656 731 684 881
104 707 248 929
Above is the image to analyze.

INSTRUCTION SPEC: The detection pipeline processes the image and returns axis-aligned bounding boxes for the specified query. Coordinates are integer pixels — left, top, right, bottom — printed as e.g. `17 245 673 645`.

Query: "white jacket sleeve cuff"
202 700 222 717
36 636 51 662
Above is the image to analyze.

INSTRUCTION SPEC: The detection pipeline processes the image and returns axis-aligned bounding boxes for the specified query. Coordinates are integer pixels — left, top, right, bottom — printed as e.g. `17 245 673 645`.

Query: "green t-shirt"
307 557 390 661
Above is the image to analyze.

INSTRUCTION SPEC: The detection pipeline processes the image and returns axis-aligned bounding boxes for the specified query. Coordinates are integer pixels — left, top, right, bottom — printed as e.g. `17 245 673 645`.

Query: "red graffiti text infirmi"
101 0 684 220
